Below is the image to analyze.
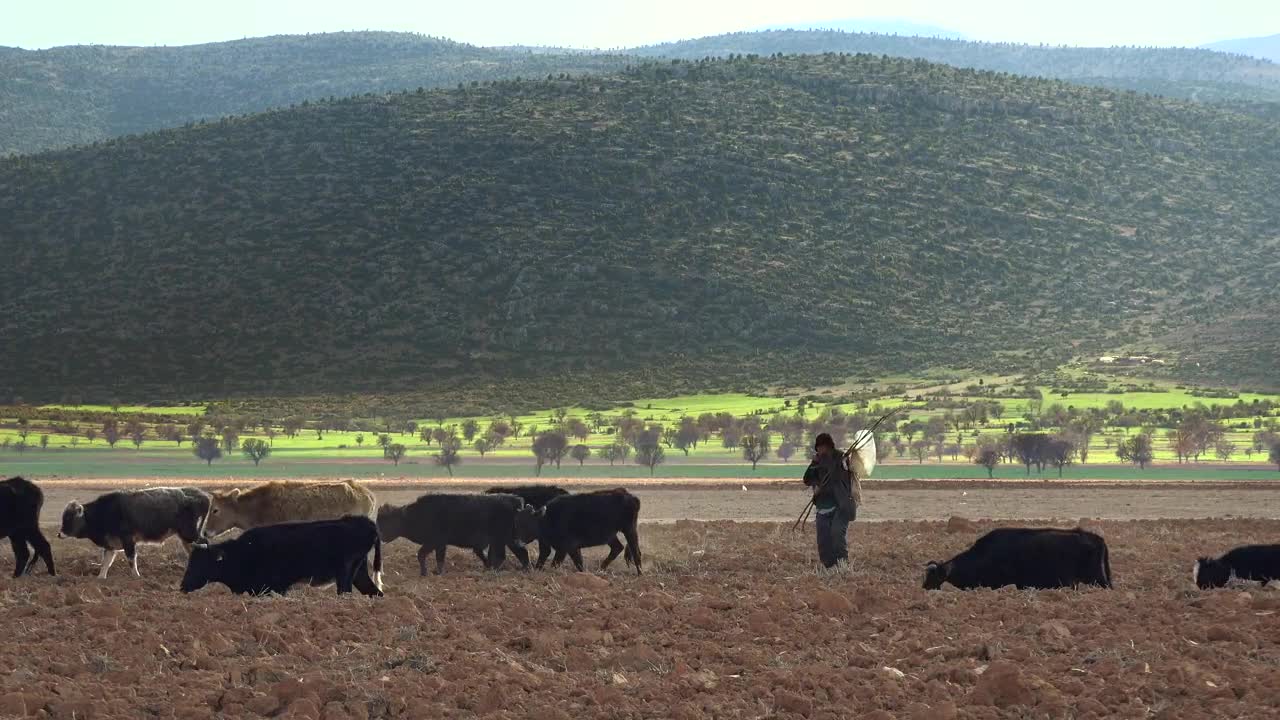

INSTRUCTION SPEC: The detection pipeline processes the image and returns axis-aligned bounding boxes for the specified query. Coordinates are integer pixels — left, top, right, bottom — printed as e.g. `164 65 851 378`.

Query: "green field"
1 365 1277 482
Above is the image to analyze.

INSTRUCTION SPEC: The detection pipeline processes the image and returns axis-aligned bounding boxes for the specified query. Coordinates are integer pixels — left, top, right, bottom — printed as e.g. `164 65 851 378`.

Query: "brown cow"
205 480 379 585
205 480 377 534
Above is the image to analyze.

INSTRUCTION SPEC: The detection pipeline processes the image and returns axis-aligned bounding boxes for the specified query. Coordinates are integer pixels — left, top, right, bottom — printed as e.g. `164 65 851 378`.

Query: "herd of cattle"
3 475 1280 595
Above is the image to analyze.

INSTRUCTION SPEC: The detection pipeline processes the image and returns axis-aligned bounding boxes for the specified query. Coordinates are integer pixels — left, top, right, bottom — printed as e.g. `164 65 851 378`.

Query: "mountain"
757 18 966 40
6 30 1280 157
1204 33 1280 63
2 54 1278 409
631 30 1280 104
0 31 632 156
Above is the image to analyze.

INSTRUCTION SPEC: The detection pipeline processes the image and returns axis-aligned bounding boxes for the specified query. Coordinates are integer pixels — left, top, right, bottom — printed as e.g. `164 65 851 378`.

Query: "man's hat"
814 432 835 450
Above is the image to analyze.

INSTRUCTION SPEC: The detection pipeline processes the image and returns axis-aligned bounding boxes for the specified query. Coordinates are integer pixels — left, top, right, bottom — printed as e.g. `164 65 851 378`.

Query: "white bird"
742 485 748 492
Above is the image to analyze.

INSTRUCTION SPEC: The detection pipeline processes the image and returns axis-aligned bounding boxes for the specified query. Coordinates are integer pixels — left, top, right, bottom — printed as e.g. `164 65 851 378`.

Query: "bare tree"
741 432 771 471
102 420 121 449
1215 439 1237 462
473 437 492 457
910 440 930 464
434 438 460 476
634 439 665 476
84 427 98 445
461 419 479 442
776 441 796 463
40 434 50 450
973 446 1001 478
241 438 272 466
1045 436 1077 477
570 444 591 466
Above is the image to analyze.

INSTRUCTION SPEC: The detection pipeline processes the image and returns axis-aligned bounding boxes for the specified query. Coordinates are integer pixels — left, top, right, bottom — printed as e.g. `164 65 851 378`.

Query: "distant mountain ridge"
4 29 1280 156
632 30 1280 104
756 18 966 40
1204 33 1280 63
1 54 1278 406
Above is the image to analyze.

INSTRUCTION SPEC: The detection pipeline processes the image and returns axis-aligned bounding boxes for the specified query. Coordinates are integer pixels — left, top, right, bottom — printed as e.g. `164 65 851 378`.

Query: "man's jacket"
803 452 855 516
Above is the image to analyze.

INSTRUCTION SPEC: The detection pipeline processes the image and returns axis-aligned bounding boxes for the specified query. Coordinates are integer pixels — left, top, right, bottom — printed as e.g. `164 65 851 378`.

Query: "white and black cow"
0 476 55 577
377 493 541 575
180 515 383 596
534 488 642 574
923 527 1112 590
1195 545 1280 589
59 487 210 578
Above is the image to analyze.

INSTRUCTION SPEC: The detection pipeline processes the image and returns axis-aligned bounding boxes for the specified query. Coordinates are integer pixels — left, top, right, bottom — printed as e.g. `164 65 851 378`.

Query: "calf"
0 476 55 577
923 527 1111 591
485 484 570 512
180 515 382 596
377 493 540 575
1196 545 1280 589
59 487 210 578
535 488 642 574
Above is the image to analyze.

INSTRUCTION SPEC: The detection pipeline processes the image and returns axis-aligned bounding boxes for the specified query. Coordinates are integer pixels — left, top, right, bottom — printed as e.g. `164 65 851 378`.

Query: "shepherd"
801 430 874 569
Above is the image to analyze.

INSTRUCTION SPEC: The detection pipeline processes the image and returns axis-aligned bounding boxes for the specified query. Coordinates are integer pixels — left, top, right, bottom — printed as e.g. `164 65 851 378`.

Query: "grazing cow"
480 484 571 562
1195 545 1280 589
204 479 376 535
376 493 541 575
59 487 210 578
0 476 55 577
535 488 642 574
180 515 382 596
923 527 1112 591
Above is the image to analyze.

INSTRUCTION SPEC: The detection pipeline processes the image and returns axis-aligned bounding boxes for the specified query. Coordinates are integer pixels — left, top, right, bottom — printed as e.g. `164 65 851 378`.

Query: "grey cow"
59 487 210 578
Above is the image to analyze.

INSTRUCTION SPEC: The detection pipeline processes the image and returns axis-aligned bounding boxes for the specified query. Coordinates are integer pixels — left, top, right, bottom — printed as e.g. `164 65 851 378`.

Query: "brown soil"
7 485 1280 718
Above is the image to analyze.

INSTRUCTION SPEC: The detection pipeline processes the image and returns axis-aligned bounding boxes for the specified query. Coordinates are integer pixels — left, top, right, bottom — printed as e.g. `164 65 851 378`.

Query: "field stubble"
4 499 1280 718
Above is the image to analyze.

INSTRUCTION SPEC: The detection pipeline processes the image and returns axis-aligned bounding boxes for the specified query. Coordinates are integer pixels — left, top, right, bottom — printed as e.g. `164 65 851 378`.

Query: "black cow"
376 493 541 575
180 515 383 596
535 488 642 574
480 484 571 561
59 487 210 578
0 477 55 577
1196 545 1280 589
923 527 1112 590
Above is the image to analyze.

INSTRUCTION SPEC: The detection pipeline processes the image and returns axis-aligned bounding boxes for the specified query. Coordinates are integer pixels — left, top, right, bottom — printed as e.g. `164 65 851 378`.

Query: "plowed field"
5 505 1280 719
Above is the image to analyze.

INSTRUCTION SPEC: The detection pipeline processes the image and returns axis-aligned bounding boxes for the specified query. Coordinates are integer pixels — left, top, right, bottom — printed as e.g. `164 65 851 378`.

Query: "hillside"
6 30 1280 157
1205 33 1280 63
756 19 967 40
1 54 1279 410
632 30 1280 103
0 32 632 156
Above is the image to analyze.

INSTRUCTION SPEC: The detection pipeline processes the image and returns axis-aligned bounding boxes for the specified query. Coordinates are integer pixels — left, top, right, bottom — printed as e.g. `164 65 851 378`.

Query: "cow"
1195 545 1280 589
485 484 570 511
534 488 642 575
59 487 210 578
180 515 382 596
376 493 541 575
923 527 1112 591
204 480 376 535
0 476 55 577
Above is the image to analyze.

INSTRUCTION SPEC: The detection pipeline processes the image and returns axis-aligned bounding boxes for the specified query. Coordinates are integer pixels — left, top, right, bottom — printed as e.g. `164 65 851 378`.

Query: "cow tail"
624 496 642 575
1101 543 1113 588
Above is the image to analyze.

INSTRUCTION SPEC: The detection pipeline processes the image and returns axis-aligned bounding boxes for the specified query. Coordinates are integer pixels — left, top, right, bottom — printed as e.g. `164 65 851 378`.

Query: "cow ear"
228 488 241 499
538 506 547 517
925 561 939 570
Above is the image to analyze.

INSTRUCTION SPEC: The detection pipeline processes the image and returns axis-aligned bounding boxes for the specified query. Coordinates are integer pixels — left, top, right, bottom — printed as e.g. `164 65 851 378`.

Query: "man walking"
803 432 856 568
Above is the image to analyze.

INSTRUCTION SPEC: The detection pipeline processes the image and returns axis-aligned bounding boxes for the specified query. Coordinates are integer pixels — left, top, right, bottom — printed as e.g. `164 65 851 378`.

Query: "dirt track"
33 481 1280 525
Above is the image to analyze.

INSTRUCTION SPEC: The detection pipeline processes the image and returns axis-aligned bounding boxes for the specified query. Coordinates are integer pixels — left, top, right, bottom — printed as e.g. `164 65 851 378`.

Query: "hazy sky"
4 0 1278 50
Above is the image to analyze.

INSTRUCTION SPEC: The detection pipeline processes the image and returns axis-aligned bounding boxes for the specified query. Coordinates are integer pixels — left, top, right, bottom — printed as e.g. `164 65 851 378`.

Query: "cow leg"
535 542 552 570
434 546 447 575
335 562 354 594
417 545 431 576
9 537 31 578
622 525 642 575
122 539 141 578
487 542 506 571
509 543 530 570
25 528 54 576
99 549 119 579
568 547 586 573
352 560 383 597
550 548 567 568
600 537 624 570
